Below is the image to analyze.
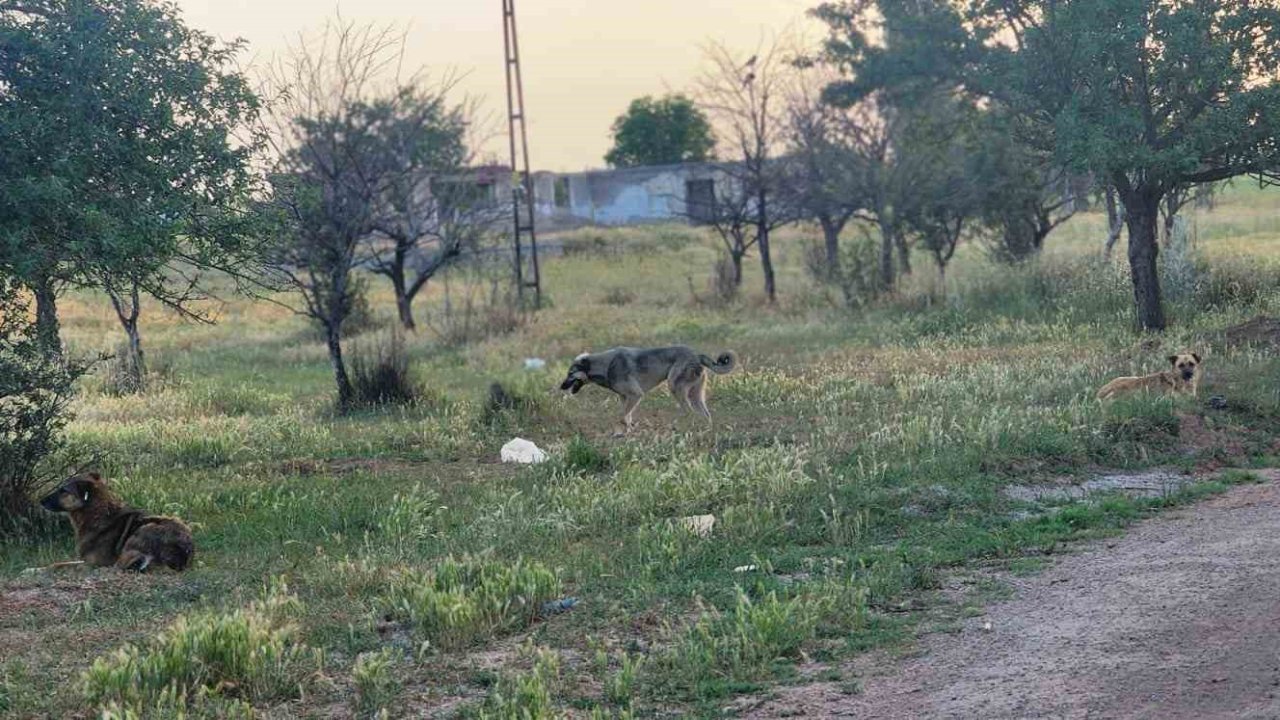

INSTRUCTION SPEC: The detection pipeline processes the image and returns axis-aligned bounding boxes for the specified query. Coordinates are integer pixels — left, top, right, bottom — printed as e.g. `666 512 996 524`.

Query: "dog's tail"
698 350 737 375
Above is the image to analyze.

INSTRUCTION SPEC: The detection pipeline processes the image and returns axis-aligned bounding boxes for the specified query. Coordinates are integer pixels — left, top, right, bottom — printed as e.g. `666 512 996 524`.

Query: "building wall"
533 162 731 229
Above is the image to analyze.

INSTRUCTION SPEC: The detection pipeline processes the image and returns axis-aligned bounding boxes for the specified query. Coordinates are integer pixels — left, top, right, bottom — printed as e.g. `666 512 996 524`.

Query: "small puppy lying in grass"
1096 353 1202 401
36 472 194 572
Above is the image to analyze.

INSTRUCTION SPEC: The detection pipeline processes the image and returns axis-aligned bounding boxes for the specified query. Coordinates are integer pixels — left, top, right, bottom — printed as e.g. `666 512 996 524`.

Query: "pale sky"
176 1 816 171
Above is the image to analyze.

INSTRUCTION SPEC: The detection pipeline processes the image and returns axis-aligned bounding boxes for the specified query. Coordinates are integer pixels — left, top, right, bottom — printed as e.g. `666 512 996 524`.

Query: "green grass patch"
83 583 322 718
378 556 560 651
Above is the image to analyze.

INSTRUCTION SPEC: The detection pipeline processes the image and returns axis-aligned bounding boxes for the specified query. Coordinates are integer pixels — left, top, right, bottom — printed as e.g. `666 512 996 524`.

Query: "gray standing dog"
560 346 737 430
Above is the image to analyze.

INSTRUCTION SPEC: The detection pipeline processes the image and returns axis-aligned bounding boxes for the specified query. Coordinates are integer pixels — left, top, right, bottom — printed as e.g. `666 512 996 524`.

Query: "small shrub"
83 583 322 716
350 330 419 407
426 269 528 347
815 231 883 309
602 287 634 306
709 256 739 305
477 647 560 720
604 653 643 706
483 380 549 427
378 556 560 651
1161 218 1200 304
97 692 255 720
100 341 147 396
562 436 610 473
1194 258 1280 311
0 280 88 535
375 483 445 557
352 647 403 719
657 590 822 699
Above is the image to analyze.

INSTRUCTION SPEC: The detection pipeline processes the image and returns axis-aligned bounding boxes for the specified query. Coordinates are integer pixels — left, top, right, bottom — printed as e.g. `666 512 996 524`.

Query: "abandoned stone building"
448 161 744 230
528 162 732 229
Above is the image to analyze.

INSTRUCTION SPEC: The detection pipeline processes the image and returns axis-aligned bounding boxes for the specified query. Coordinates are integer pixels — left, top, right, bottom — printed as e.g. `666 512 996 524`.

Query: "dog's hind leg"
668 367 694 415
688 376 711 423
117 550 153 572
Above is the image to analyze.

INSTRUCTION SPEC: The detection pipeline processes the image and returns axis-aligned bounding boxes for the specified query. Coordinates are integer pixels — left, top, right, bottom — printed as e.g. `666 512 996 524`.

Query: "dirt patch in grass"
1178 412 1246 457
745 471 1280 720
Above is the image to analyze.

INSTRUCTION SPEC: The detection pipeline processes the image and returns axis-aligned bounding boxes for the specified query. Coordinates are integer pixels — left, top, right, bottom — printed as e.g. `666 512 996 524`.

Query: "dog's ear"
1191 353 1202 364
1168 355 1179 366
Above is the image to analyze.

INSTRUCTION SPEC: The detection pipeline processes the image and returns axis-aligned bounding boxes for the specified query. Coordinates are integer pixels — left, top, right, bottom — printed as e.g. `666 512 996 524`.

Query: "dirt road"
746 471 1280 719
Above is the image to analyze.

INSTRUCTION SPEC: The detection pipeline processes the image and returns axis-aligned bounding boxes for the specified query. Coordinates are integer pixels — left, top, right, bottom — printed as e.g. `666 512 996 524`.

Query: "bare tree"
360 81 502 330
702 176 758 288
781 63 865 276
696 39 793 302
260 20 409 409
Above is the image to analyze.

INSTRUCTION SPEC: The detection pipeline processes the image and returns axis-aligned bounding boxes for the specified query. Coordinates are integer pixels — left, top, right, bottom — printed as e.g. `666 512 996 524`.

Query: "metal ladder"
502 0 541 308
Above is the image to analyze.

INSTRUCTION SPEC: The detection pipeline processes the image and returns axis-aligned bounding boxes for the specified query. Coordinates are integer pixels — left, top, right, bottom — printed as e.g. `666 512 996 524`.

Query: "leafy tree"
0 0 264 367
604 95 716 168
895 95 987 294
359 84 502 330
815 0 1280 330
781 65 867 274
970 114 1079 264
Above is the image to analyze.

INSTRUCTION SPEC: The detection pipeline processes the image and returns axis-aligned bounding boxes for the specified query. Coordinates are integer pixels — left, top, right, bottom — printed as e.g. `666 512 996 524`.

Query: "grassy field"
3 183 1280 718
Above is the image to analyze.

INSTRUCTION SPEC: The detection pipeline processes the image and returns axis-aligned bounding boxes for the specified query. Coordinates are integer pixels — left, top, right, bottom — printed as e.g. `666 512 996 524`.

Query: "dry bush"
424 257 529 347
349 330 419 407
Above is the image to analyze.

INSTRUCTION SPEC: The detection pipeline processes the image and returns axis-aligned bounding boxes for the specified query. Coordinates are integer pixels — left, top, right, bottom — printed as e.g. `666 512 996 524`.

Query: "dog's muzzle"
39 491 65 512
561 377 585 394
1182 370 1195 381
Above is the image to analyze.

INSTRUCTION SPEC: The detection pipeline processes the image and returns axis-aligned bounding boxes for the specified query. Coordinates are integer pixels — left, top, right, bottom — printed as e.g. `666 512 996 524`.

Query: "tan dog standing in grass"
37 472 194 572
1096 353 1202 400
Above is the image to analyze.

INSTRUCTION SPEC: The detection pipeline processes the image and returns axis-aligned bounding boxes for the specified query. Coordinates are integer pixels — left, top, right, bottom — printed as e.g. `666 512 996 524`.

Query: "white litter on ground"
524 358 546 370
500 438 547 464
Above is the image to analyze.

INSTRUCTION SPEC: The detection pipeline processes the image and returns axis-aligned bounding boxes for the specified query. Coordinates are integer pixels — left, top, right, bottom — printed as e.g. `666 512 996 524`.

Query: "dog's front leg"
617 392 643 435
21 560 86 575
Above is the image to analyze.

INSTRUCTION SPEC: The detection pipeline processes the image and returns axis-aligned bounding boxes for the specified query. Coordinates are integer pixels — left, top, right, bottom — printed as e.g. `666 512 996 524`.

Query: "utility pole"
502 0 541 308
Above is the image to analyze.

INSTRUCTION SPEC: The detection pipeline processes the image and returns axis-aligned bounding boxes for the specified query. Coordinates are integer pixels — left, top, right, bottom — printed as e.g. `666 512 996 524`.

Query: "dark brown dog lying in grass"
1096 353 1203 401
38 472 194 572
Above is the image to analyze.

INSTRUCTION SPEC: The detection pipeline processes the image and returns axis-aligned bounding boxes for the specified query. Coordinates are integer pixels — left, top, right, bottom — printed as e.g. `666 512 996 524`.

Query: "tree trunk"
106 282 146 392
820 216 841 277
895 234 912 275
1122 190 1166 332
325 323 355 410
730 250 744 286
1104 187 1124 260
32 275 60 358
878 221 896 290
391 269 417 331
121 319 146 392
757 189 776 303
